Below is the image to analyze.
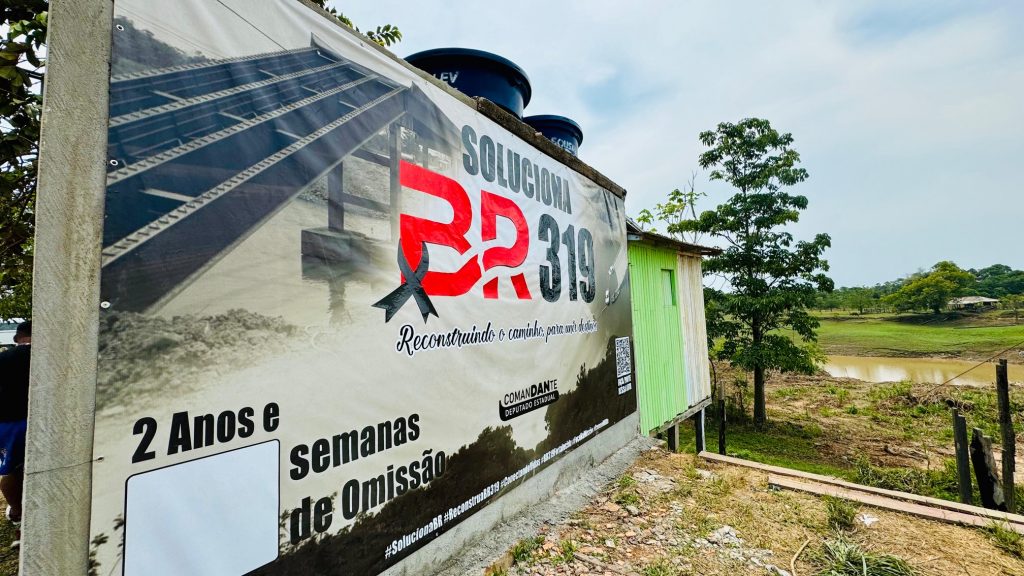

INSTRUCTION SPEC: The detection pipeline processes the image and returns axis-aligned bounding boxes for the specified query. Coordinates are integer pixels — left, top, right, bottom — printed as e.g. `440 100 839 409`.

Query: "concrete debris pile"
507 462 792 576
694 525 791 576
634 468 675 493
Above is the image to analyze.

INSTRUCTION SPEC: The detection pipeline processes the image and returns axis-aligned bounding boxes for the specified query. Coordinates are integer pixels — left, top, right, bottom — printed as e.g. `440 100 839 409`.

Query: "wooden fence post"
715 361 727 455
694 409 706 453
952 408 973 505
717 397 726 455
712 356 729 455
971 427 1006 511
666 423 679 453
997 359 1016 512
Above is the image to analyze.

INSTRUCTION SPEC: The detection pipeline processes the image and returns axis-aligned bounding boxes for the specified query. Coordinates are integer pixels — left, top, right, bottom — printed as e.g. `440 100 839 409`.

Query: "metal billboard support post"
20 0 111 573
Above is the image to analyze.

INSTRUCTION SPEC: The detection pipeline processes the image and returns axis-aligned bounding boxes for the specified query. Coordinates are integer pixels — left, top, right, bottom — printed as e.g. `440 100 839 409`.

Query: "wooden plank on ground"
699 451 1024 526
767 474 1024 534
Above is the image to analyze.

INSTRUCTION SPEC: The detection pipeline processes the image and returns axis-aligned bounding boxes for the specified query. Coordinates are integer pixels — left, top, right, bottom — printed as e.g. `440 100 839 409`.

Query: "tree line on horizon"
817 262 1024 315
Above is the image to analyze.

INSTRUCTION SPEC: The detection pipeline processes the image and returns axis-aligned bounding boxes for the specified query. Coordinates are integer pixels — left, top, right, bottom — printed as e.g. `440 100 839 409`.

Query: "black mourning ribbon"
373 242 438 323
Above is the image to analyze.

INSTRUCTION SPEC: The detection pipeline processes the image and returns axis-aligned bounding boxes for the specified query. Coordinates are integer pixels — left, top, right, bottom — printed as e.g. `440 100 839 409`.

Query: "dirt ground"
726 365 1024 476
4 373 1021 576
0 494 16 575
493 447 1024 576
4 449 1021 576
4 362 1020 575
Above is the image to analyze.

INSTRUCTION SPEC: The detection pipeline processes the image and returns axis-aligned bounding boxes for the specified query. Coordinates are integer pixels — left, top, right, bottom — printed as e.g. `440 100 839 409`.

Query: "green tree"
0 1 400 319
635 172 706 244
884 261 975 314
0 0 46 320
1005 294 1024 324
844 287 874 314
815 290 843 311
676 118 832 428
972 264 1024 298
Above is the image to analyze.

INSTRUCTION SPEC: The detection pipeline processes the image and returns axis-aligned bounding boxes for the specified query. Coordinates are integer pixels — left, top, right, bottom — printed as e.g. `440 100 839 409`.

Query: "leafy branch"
310 2 403 47
635 172 706 244
0 0 46 319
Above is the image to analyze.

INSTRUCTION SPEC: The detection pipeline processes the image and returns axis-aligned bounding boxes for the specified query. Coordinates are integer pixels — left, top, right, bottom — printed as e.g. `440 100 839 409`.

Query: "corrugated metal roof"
949 296 1000 305
625 219 722 256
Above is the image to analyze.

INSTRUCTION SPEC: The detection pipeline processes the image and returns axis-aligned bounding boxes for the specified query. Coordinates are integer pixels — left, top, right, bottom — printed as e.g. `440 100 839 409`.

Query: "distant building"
948 296 1000 310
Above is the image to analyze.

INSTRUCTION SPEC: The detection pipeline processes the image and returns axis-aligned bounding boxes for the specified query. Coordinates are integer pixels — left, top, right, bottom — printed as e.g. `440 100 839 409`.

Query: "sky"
339 0 1024 288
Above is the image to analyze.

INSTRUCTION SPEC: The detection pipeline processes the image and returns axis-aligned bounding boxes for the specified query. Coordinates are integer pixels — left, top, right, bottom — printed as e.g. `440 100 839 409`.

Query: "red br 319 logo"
373 161 596 322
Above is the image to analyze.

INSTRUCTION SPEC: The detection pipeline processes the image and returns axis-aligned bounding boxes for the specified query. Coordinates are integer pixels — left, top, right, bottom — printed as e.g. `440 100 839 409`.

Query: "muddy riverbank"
824 354 1024 387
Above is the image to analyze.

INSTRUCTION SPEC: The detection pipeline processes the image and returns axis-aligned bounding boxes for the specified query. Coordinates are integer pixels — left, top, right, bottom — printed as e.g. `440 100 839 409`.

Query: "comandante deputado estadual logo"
498 380 559 421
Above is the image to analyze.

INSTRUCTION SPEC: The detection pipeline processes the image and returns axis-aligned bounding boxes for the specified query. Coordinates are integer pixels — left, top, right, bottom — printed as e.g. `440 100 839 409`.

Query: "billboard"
88 1 634 574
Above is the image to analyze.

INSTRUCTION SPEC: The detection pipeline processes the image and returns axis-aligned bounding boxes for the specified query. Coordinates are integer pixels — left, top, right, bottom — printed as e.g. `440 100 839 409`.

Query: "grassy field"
680 365 1024 512
812 310 1024 360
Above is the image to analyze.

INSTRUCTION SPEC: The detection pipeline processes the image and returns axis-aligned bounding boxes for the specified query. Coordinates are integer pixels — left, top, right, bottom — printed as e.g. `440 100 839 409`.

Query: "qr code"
615 337 632 395
615 337 631 377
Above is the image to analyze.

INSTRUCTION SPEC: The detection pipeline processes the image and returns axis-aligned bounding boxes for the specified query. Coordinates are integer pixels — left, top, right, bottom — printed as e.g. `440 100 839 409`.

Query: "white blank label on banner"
124 441 279 576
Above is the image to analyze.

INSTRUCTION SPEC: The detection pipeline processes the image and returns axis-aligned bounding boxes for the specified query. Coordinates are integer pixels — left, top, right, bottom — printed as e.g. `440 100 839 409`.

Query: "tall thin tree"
676 118 833 428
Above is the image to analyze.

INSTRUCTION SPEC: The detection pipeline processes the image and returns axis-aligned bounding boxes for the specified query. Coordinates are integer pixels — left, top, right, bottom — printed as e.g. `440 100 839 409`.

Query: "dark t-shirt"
0 344 30 421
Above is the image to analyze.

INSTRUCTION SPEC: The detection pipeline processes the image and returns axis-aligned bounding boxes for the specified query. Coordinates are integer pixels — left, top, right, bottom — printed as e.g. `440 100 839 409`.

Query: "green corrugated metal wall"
628 242 688 434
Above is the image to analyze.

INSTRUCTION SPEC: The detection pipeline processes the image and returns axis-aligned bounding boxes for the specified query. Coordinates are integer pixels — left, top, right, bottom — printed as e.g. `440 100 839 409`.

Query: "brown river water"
824 355 1024 387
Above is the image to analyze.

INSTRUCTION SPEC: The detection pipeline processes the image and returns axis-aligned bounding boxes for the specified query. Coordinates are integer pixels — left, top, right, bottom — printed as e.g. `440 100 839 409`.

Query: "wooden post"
970 427 1006 511
666 424 679 452
694 409 706 453
952 408 973 504
716 362 727 454
717 398 726 455
997 359 1016 512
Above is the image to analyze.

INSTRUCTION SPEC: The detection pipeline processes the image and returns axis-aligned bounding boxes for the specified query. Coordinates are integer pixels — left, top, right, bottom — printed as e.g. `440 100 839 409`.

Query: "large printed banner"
90 1 634 575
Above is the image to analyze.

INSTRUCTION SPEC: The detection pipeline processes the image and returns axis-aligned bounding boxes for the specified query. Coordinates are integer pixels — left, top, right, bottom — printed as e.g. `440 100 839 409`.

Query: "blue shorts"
0 420 27 475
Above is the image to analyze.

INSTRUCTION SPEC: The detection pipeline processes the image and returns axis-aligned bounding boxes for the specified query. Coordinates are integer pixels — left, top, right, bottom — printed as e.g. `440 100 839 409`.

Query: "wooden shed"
626 220 719 444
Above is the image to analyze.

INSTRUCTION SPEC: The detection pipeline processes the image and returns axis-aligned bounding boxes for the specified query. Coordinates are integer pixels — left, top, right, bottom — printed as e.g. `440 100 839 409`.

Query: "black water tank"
524 115 583 156
405 48 532 118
